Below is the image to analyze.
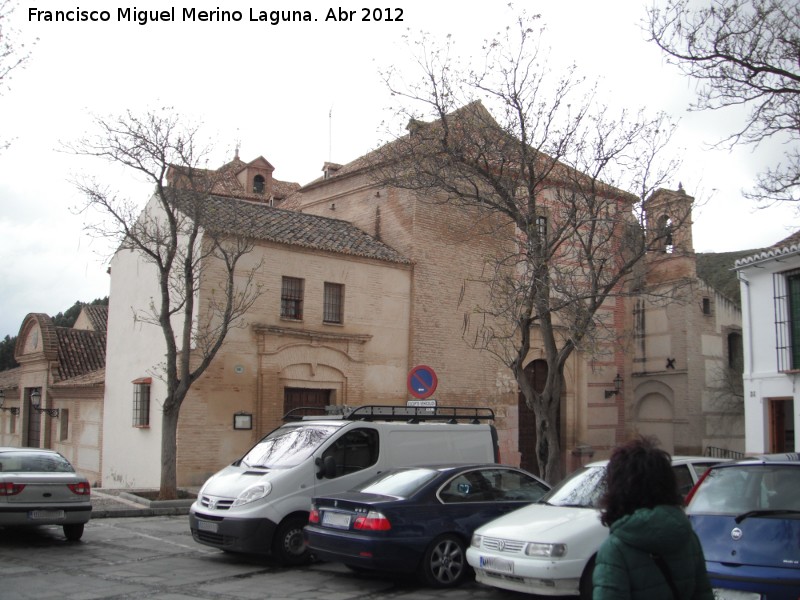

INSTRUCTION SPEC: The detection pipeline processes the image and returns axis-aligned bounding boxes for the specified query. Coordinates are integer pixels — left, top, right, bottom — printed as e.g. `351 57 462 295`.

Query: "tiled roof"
181 192 410 264
299 101 638 208
55 327 106 382
734 229 800 268
52 368 105 388
0 367 20 391
83 305 108 332
171 156 301 203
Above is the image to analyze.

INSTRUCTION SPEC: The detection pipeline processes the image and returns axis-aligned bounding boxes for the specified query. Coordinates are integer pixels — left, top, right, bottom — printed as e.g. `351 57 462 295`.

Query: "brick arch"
15 313 58 361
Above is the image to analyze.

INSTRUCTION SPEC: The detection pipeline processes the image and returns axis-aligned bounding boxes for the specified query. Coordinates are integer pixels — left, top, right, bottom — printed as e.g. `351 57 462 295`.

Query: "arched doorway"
518 360 564 476
636 393 675 453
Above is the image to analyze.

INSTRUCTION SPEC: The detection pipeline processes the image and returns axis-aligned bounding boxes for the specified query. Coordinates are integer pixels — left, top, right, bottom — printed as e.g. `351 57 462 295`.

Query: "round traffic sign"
407 365 438 399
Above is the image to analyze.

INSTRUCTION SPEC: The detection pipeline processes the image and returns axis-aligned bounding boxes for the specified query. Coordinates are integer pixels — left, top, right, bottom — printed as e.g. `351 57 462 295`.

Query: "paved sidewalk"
90 488 196 518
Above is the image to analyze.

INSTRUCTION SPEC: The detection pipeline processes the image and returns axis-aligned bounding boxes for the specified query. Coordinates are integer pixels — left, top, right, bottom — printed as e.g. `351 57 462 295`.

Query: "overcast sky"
0 0 796 340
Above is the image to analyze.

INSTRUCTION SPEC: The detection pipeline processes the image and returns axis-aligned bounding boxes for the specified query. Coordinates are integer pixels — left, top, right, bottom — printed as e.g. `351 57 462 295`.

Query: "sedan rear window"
0 451 75 473
356 468 439 497
688 465 800 515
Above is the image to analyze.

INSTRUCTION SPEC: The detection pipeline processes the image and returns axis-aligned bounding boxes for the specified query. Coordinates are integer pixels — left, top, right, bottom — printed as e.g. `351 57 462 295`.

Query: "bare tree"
1 0 34 151
375 13 684 482
647 0 800 205
68 110 262 499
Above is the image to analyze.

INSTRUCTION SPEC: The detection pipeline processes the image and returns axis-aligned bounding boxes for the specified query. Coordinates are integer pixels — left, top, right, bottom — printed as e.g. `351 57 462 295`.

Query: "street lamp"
30 389 59 418
604 374 623 399
0 389 19 415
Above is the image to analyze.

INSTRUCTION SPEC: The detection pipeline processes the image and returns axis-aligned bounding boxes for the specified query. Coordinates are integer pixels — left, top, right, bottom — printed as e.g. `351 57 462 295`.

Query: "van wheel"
579 556 596 600
272 516 310 566
63 523 84 541
418 534 469 588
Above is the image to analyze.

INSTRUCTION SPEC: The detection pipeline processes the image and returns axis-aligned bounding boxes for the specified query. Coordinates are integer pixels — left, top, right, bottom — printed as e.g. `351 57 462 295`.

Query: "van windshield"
241 423 342 469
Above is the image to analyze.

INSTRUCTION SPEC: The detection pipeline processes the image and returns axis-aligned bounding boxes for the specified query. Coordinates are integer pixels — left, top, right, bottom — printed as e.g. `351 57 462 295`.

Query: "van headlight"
232 483 272 507
471 534 482 548
525 542 567 557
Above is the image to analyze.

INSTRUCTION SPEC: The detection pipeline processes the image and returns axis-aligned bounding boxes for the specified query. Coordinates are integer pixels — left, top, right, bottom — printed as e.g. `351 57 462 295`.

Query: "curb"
90 489 195 519
91 506 192 519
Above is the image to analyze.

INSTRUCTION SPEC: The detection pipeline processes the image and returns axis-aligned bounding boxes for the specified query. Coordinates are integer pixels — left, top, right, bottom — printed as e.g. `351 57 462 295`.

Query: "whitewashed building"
734 231 800 453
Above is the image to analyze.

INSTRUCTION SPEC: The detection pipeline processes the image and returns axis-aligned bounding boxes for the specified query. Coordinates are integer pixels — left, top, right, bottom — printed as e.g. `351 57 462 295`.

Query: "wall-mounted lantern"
31 389 59 418
604 374 623 399
0 390 19 416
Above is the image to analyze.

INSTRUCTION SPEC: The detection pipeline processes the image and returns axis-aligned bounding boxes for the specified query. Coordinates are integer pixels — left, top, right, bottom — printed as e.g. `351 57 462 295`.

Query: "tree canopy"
648 0 800 205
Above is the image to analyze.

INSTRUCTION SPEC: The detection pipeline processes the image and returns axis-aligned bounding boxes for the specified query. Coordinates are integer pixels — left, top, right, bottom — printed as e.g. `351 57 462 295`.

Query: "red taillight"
68 482 91 496
353 511 391 531
309 507 320 524
0 482 25 496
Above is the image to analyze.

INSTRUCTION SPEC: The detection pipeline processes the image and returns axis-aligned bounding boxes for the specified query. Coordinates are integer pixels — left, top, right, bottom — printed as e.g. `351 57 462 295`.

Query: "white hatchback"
466 456 721 598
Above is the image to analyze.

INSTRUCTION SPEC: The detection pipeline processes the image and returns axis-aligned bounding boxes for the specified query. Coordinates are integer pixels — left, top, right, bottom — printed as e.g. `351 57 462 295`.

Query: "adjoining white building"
735 231 800 453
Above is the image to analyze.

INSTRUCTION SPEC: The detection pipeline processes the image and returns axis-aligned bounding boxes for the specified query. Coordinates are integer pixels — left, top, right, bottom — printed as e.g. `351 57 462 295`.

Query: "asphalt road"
0 515 573 600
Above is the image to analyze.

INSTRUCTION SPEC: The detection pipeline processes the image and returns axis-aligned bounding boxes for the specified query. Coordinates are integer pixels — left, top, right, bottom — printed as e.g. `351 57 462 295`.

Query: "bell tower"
643 185 696 283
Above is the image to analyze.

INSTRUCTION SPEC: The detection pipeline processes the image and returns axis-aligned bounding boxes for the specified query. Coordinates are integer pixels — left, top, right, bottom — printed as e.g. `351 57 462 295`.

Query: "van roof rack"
283 404 494 423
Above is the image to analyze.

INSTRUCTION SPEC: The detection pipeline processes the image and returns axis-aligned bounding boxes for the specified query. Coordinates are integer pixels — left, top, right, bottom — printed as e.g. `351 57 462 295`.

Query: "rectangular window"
324 282 344 324
774 269 800 371
59 409 69 441
281 276 304 320
132 378 151 427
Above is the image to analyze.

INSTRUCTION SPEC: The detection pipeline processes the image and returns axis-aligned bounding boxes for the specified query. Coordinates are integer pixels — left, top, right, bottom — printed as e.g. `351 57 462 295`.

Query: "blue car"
304 463 550 588
686 453 800 599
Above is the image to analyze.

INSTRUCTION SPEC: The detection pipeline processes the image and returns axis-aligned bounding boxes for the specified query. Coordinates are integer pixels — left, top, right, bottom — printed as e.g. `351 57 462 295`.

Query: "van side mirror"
315 456 337 479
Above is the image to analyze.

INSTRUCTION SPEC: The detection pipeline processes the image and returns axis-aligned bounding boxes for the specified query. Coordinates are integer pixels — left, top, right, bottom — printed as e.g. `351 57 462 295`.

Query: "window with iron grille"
773 269 800 371
281 276 304 320
132 378 151 427
324 282 344 324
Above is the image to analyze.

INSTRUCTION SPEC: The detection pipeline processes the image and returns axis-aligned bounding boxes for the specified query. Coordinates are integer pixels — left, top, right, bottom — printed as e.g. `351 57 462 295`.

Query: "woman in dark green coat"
592 437 714 600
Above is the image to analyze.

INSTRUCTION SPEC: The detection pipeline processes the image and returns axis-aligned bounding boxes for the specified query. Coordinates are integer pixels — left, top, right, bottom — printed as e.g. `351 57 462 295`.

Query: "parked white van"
189 405 499 564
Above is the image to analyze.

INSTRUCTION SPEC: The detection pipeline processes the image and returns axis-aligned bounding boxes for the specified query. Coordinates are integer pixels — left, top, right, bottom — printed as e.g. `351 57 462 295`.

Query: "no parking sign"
407 365 438 399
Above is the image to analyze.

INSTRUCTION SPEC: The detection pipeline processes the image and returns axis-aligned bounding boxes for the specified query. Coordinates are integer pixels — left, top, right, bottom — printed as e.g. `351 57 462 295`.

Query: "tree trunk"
159 403 180 500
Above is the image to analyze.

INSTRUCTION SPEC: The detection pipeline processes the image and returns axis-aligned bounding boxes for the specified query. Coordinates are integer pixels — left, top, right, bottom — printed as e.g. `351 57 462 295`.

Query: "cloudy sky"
0 0 796 339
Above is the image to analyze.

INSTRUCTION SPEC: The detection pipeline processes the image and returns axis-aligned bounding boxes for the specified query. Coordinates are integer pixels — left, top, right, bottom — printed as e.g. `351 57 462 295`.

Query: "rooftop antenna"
234 127 241 160
328 106 333 162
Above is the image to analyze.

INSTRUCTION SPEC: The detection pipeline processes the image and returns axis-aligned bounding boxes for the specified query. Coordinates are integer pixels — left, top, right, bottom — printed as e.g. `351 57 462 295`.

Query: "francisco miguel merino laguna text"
29 7 317 25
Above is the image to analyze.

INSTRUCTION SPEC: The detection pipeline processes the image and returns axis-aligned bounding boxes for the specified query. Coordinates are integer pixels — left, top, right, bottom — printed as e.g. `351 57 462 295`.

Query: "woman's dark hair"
598 436 682 527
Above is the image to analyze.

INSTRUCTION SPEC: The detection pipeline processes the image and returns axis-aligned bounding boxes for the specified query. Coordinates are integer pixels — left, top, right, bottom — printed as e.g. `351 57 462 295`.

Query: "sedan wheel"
63 523 84 541
419 534 469 588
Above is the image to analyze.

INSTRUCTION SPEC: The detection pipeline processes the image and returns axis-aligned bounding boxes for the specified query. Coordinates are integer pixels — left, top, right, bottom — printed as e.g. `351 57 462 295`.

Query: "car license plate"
479 555 514 574
28 510 65 520
197 520 219 533
321 511 351 529
712 589 761 600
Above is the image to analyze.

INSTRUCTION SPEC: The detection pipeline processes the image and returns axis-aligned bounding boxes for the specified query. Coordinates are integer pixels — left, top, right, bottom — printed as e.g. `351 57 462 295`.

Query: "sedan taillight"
0 482 25 495
68 482 91 496
353 511 391 531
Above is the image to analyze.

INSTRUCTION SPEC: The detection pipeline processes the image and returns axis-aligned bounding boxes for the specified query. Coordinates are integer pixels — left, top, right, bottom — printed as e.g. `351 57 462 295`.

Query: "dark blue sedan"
304 463 550 588
686 453 800 600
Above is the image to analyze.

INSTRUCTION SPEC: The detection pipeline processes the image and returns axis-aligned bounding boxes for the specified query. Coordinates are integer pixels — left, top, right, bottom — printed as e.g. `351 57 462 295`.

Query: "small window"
728 331 743 370
702 297 711 315
253 174 266 194
132 378 151 428
281 277 304 320
59 409 69 441
536 215 547 242
323 282 344 324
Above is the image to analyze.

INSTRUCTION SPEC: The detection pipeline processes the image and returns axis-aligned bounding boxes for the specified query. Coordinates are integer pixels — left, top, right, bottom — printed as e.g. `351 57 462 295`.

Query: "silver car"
0 447 92 541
